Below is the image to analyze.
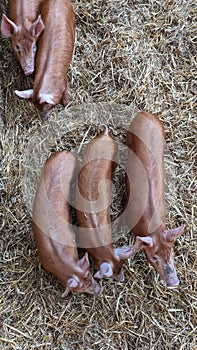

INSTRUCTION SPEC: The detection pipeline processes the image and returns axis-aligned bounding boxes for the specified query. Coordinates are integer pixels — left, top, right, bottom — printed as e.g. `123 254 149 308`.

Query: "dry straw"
0 0 196 349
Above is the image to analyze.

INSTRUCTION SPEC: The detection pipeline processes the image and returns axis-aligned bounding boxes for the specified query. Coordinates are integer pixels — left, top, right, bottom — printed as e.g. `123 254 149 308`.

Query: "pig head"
61 252 102 297
1 13 44 75
134 225 185 288
92 245 134 282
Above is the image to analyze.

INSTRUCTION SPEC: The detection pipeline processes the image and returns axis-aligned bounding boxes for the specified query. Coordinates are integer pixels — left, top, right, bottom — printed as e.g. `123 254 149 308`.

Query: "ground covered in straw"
0 0 196 349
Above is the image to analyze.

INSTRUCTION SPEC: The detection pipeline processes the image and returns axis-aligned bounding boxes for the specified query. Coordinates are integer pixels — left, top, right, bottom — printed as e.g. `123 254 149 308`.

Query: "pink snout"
166 278 179 289
41 111 50 120
94 283 102 296
114 271 124 282
23 63 34 76
24 69 34 76
164 265 180 288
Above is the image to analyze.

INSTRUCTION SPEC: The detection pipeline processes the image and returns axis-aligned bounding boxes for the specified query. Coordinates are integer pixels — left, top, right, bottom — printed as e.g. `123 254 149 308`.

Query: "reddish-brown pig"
1 0 44 75
76 126 134 281
14 0 75 119
125 111 185 288
33 151 102 296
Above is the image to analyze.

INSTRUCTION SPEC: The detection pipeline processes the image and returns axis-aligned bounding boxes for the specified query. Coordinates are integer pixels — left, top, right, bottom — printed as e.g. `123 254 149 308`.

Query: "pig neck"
133 222 166 238
48 228 82 283
50 244 82 285
88 244 119 268
53 243 86 283
9 0 41 27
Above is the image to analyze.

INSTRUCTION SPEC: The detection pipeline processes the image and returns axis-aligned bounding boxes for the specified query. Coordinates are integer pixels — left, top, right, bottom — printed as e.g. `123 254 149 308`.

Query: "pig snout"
41 111 50 120
87 279 102 296
21 61 34 76
24 68 34 76
93 283 102 296
114 271 124 282
163 265 179 288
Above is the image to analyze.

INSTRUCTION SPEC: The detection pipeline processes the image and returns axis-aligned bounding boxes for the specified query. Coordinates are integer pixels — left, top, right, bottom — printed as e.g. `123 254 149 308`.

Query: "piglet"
1 0 44 75
15 0 75 119
125 111 185 288
76 126 134 281
33 151 102 296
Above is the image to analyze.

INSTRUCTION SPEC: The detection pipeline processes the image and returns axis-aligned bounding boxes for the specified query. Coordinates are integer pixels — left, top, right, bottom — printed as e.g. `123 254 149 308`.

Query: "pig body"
1 0 44 75
33 151 101 296
15 0 75 119
76 127 134 281
125 111 184 287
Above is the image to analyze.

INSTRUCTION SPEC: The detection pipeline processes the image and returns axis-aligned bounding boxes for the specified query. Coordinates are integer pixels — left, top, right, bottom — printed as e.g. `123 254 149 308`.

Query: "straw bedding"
0 0 196 349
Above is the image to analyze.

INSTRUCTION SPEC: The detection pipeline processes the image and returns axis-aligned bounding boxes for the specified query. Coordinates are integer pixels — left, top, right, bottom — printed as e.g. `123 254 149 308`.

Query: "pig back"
125 112 165 235
34 0 75 91
33 151 79 251
76 130 118 249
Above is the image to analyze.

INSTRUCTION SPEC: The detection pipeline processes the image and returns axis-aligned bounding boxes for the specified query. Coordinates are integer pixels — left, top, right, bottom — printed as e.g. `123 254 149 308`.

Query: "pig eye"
15 44 21 53
32 44 36 52
151 256 158 263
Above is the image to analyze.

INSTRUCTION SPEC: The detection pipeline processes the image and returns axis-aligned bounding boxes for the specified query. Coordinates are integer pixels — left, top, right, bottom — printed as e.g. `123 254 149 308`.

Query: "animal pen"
0 0 196 349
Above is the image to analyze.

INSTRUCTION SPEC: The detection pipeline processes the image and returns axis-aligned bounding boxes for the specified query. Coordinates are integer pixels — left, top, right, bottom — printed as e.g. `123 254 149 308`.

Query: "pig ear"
164 224 185 242
61 278 79 297
135 236 154 250
114 246 134 260
15 89 33 99
94 262 113 279
94 270 103 279
78 252 90 271
67 277 79 289
1 14 18 37
39 93 55 105
31 15 45 37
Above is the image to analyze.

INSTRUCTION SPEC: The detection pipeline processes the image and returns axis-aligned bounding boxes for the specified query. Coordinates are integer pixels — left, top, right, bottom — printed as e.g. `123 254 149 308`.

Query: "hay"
0 0 196 349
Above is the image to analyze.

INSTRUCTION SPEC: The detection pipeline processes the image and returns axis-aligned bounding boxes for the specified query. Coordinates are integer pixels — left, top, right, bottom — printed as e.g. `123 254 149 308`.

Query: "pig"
76 126 134 282
14 0 75 119
125 111 185 288
1 0 44 75
32 151 102 296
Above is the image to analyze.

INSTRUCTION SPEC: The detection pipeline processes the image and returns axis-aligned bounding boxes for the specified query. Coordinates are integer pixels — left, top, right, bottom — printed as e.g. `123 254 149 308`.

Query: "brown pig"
33 151 102 296
14 0 75 119
76 126 134 282
1 0 44 75
125 111 185 288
